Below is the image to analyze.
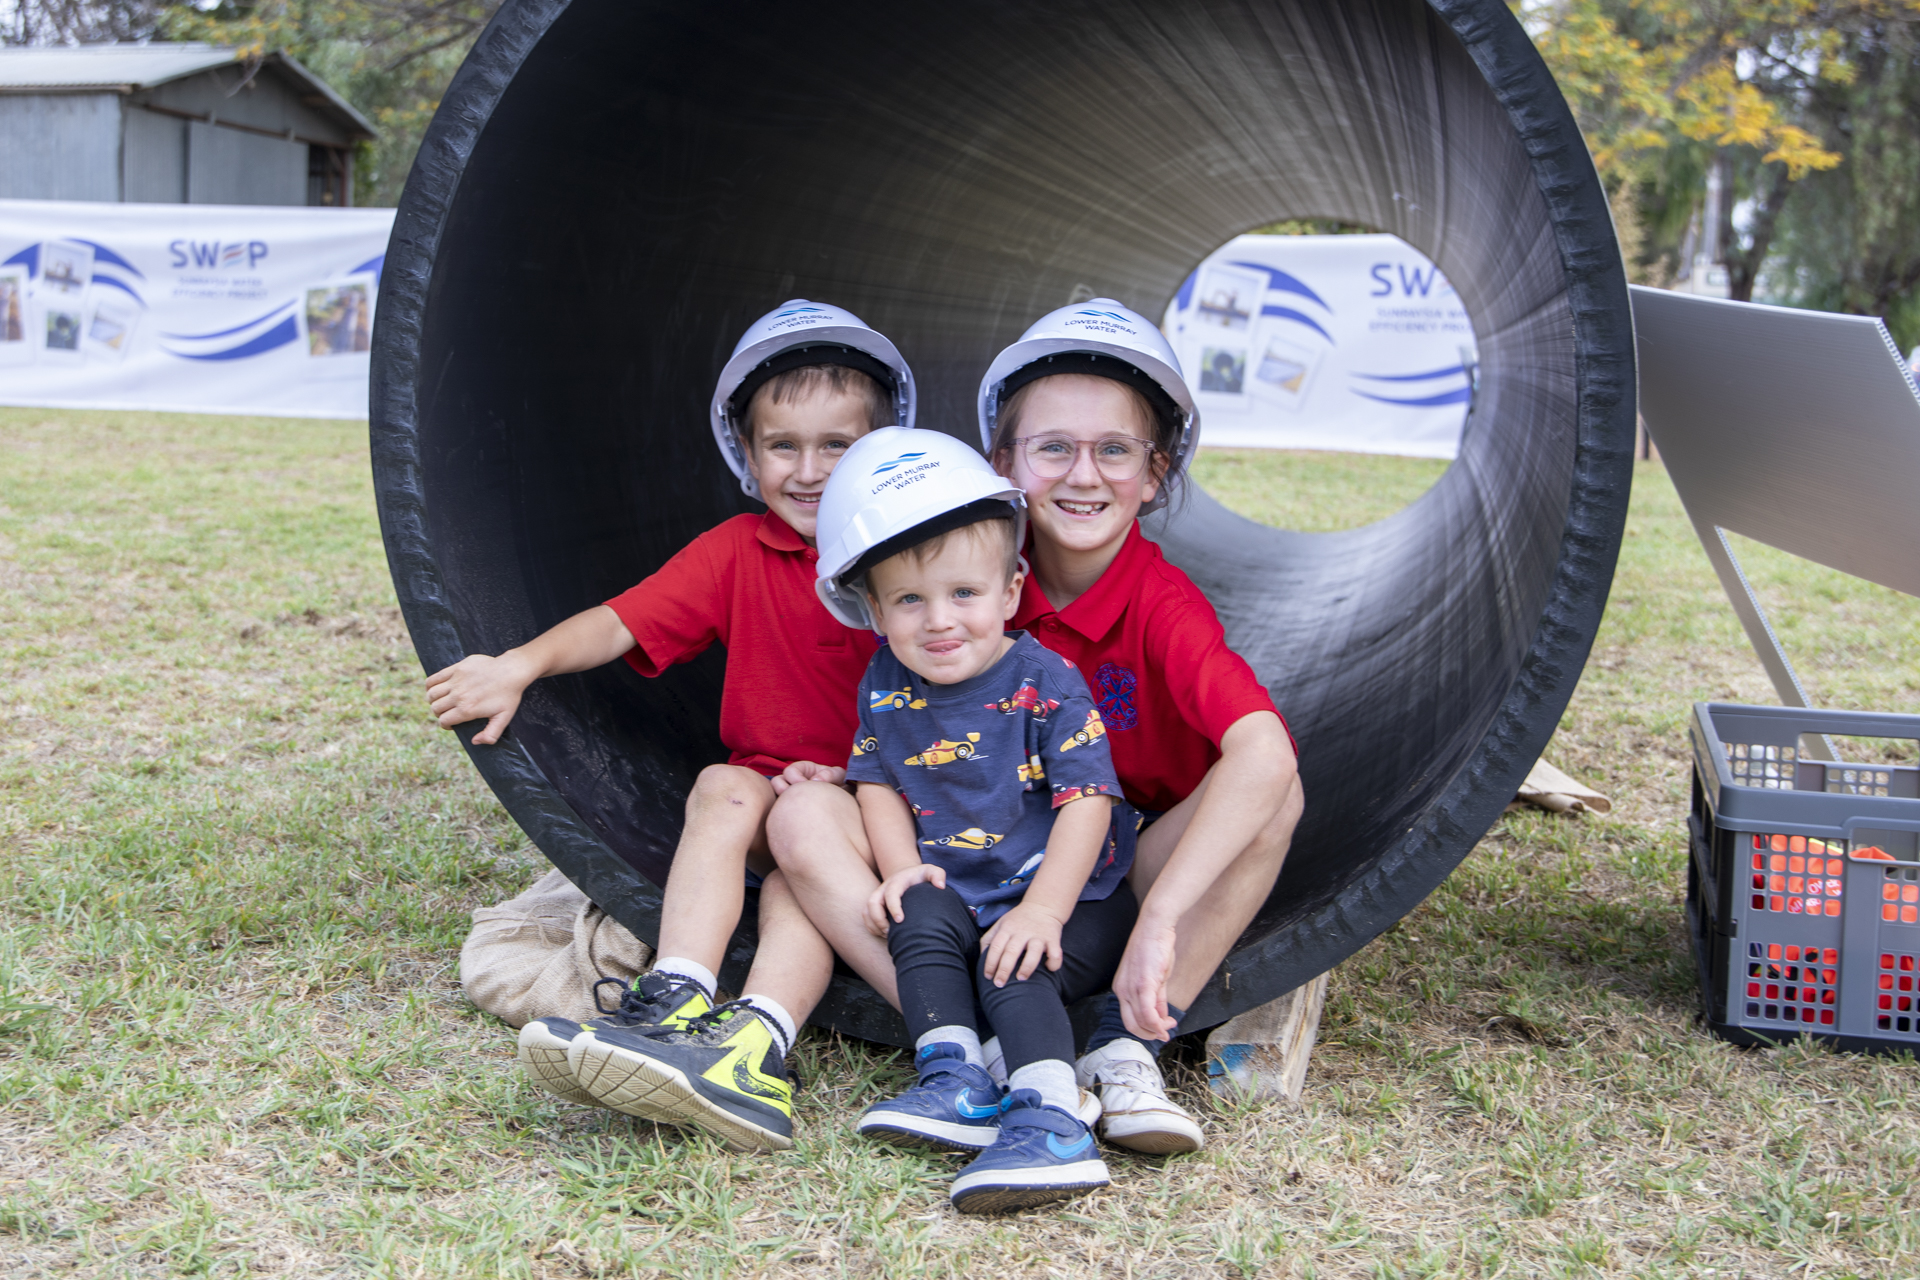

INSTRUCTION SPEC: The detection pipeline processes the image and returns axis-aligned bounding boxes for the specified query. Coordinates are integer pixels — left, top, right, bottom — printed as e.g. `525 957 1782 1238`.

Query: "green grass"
1188 447 1450 531
2 407 1917 1277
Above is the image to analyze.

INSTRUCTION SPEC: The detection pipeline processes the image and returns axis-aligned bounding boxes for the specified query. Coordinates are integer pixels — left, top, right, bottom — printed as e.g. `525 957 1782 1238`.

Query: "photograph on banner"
0 199 396 419
0 266 28 364
1164 233 1477 458
304 275 375 358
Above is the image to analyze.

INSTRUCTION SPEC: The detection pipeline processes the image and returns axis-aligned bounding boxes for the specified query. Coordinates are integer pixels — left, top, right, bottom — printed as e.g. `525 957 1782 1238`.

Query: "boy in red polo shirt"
425 301 911 1152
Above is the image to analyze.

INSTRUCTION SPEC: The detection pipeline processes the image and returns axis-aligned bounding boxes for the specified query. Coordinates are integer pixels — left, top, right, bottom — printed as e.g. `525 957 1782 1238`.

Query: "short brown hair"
867 513 1021 599
989 372 1176 490
745 364 891 440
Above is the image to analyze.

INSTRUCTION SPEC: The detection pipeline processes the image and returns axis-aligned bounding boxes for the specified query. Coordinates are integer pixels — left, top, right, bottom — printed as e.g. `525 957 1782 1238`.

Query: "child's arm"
979 795 1114 987
860 781 944 937
425 604 634 745
1113 709 1296 1038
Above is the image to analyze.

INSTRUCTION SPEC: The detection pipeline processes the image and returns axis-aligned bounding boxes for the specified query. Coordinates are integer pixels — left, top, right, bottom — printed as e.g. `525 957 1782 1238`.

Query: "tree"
1524 0 1920 348
1520 0 1850 294
1766 17 1920 348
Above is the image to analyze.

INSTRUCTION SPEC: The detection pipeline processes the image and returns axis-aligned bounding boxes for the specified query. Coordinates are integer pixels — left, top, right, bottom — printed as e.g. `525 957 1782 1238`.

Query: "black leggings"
887 881 1138 1074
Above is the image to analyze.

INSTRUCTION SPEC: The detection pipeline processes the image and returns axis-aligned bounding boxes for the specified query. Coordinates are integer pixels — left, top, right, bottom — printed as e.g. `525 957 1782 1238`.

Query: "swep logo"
1369 263 1448 298
1074 309 1132 324
872 451 927 475
774 305 826 318
168 239 269 271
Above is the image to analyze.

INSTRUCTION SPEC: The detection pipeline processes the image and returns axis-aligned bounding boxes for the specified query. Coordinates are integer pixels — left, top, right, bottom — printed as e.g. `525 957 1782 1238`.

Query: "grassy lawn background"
2 407 1916 1278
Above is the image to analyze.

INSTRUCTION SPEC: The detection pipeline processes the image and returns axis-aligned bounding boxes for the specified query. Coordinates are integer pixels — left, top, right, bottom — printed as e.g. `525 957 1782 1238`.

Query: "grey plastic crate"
1688 702 1920 1053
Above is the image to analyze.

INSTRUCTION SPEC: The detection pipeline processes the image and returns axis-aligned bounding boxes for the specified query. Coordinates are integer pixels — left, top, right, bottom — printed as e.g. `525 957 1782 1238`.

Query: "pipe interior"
398 0 1607 1041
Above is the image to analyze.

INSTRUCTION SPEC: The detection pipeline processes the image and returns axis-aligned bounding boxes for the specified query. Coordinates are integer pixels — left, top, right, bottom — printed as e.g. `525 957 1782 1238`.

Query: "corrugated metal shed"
0 44 377 207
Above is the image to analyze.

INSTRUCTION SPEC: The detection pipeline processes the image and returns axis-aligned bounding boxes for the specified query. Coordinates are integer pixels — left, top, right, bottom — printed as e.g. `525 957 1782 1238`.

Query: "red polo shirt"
605 512 877 777
1012 524 1287 813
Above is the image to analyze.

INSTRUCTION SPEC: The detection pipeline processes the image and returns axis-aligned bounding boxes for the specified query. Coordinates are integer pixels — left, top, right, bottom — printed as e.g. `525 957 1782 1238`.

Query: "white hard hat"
711 299 917 499
814 428 1027 631
976 298 1198 515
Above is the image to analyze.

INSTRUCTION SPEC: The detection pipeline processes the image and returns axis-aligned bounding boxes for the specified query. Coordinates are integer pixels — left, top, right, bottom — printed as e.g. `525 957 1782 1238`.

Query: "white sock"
651 956 717 998
737 994 796 1059
916 1025 985 1068
981 1036 1007 1085
1008 1059 1080 1116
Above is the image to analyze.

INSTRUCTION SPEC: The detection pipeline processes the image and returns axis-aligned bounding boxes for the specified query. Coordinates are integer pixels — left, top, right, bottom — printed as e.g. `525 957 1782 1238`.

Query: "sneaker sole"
1098 1111 1204 1155
855 1111 998 1152
950 1160 1110 1215
570 1038 794 1153
516 1022 601 1109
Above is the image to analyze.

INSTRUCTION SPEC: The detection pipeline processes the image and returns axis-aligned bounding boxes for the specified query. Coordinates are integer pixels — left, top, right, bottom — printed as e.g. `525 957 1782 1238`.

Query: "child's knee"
764 780 852 852
886 882 975 958
686 763 770 817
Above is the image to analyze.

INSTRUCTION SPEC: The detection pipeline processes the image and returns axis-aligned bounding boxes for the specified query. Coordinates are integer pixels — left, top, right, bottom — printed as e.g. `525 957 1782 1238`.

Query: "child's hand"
979 900 1066 987
425 652 537 745
1112 917 1179 1041
771 760 848 795
865 863 946 938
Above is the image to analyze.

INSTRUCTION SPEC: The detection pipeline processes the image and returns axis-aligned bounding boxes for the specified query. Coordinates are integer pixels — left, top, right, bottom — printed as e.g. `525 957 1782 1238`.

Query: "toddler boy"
813 428 1138 1212
426 301 913 1151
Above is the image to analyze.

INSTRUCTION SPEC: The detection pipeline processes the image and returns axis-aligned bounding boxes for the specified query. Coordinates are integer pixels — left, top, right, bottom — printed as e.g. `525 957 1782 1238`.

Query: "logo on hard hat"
872 451 928 475
1075 309 1133 325
775 306 827 318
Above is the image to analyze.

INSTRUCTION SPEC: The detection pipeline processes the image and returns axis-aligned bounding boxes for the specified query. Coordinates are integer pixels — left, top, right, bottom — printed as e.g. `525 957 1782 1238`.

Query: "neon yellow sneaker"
517 973 711 1107
569 1001 794 1151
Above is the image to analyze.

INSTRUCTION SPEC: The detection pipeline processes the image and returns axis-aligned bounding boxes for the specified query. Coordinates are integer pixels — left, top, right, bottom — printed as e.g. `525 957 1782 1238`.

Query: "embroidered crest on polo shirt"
1092 662 1139 731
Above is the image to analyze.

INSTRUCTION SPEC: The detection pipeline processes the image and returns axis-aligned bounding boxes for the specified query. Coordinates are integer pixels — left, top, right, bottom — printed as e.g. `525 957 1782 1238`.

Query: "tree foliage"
1523 0 1920 347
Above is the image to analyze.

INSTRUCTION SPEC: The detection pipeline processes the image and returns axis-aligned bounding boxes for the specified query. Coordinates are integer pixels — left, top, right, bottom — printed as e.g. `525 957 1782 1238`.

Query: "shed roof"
0 43 376 139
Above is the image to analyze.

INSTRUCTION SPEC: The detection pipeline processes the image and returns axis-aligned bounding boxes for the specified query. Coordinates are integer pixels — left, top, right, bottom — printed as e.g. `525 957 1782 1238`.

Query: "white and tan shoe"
1075 1038 1205 1154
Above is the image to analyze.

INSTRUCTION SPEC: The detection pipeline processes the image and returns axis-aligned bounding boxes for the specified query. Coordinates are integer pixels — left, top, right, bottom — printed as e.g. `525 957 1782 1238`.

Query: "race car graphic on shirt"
851 734 879 757
1016 753 1046 784
985 681 1061 720
997 850 1046 888
904 733 983 768
871 687 927 712
1052 780 1116 804
1056 708 1107 752
923 827 1003 851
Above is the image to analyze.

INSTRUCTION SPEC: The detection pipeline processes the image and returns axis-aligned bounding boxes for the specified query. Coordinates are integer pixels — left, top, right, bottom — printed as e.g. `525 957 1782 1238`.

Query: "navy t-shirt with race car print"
846 631 1135 926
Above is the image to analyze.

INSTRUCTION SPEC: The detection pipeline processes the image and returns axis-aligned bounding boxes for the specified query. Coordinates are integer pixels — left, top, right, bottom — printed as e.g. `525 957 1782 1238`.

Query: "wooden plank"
1204 972 1329 1103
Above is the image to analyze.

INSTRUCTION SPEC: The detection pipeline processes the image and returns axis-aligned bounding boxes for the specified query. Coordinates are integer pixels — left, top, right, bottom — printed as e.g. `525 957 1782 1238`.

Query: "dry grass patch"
2 411 1915 1277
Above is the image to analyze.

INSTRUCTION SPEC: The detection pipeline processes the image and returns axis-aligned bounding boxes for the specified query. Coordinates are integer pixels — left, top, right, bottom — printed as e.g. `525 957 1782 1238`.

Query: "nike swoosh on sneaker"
956 1091 1002 1120
1046 1131 1093 1159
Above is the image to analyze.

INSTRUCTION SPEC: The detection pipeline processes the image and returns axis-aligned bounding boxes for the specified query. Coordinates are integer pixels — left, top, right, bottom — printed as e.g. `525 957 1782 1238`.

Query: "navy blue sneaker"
950 1089 1111 1214
856 1043 1005 1152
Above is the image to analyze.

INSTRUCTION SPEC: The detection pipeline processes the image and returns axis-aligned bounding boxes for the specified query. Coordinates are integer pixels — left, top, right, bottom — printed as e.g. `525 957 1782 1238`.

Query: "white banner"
0 198 394 420
1164 234 1477 458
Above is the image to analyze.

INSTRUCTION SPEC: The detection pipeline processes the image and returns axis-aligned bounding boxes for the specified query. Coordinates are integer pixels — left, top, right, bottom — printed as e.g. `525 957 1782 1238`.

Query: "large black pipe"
372 0 1635 1045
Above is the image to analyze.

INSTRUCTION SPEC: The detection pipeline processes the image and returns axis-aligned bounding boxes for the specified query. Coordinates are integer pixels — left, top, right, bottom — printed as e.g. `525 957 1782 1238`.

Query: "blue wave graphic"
2 244 37 274
163 301 296 341
168 317 299 361
91 274 147 306
351 253 385 283
1173 268 1197 312
75 240 145 280
1352 364 1469 383
1353 386 1473 408
1229 261 1332 312
1259 305 1334 343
